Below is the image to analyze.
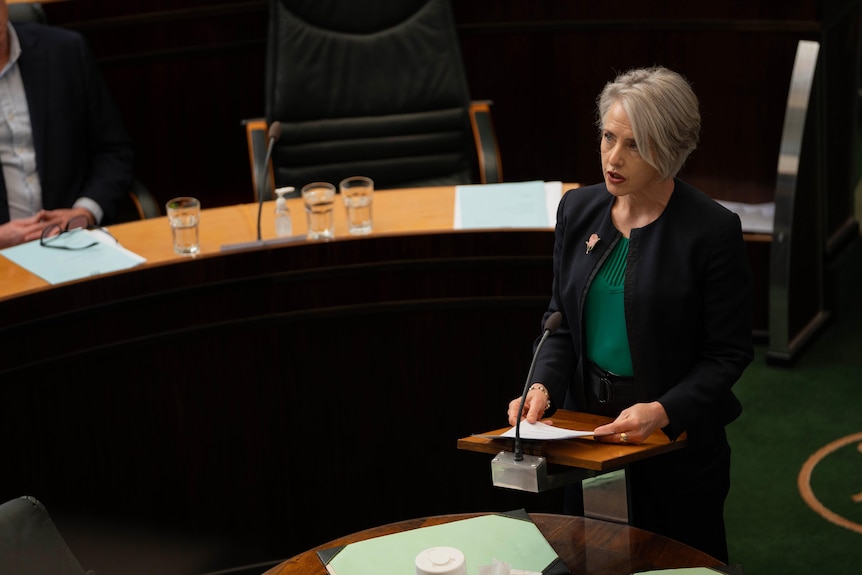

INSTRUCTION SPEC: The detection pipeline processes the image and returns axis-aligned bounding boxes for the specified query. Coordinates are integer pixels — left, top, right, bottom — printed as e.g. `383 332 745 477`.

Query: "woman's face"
600 101 662 196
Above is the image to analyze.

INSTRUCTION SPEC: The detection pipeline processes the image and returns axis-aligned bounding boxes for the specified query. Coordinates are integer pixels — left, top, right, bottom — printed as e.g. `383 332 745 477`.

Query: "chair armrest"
128 178 161 219
243 117 276 202
469 100 503 184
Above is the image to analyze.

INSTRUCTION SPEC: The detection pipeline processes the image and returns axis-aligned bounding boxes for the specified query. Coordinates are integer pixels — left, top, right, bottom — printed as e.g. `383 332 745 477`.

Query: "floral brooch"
585 233 601 254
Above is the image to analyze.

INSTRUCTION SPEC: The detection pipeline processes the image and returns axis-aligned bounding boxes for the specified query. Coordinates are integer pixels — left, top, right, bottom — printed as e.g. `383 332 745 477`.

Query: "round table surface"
262 511 724 575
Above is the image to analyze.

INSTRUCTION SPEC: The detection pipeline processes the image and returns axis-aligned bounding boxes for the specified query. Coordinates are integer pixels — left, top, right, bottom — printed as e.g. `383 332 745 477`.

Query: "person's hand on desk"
592 401 669 445
37 207 97 229
0 208 98 249
0 215 47 248
507 383 553 427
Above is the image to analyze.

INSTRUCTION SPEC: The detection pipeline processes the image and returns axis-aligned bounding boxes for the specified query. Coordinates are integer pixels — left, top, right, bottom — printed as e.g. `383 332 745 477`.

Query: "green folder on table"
317 509 568 575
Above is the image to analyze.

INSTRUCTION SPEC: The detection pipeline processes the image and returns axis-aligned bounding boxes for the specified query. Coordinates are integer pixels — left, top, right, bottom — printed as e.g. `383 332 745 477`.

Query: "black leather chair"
8 3 47 23
246 0 502 201
0 496 90 575
125 177 162 220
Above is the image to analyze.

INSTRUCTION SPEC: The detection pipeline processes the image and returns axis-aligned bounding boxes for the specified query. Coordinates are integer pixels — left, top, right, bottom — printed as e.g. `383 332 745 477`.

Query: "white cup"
339 175 374 235
166 197 200 255
301 182 336 240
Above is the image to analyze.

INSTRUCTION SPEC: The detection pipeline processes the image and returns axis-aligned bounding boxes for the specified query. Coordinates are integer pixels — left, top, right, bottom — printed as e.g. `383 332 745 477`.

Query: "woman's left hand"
593 401 669 444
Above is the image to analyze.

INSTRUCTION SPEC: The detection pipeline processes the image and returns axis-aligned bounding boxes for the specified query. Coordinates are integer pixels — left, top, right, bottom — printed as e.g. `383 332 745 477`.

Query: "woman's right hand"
507 384 551 426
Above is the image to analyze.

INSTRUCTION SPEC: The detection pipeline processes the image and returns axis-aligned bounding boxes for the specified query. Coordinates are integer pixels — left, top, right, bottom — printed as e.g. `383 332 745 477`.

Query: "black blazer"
0 22 133 224
535 179 754 441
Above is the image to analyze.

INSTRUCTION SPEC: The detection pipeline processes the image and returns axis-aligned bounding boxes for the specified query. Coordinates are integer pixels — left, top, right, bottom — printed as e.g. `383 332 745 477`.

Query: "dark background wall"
40 0 859 252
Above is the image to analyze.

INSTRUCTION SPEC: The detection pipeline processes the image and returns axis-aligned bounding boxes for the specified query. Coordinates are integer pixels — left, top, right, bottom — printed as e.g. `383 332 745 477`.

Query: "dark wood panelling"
0 230 564 567
41 2 858 249
43 1 269 211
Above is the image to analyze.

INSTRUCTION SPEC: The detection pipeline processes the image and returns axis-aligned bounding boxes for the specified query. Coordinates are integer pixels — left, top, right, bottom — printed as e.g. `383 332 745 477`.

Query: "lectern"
457 410 685 523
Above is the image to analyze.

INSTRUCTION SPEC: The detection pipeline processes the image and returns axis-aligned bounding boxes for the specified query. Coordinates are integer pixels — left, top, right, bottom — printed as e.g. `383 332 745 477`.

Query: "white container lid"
415 546 467 575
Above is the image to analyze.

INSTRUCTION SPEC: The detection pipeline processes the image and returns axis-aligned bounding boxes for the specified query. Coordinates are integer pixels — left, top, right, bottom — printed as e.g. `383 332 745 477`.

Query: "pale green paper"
325 514 558 575
0 229 146 285
454 180 558 229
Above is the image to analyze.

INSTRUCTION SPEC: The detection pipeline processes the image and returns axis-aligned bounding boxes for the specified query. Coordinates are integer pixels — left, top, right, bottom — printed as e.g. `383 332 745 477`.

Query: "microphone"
513 310 562 462
256 121 282 241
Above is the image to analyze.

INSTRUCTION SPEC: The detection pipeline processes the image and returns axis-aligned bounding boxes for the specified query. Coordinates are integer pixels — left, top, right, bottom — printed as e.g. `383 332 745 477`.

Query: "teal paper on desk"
0 229 146 285
455 180 552 229
317 511 566 575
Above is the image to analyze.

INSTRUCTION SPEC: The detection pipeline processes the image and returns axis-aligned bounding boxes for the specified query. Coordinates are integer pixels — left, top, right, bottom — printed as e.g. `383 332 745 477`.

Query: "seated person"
0 0 133 249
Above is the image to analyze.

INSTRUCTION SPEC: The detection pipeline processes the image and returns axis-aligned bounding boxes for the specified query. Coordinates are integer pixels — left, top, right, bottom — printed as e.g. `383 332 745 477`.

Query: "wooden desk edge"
261 512 724 575
457 410 686 472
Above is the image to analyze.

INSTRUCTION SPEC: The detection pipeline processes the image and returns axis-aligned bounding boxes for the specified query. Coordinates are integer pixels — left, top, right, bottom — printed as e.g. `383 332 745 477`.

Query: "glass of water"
301 182 336 240
166 197 200 255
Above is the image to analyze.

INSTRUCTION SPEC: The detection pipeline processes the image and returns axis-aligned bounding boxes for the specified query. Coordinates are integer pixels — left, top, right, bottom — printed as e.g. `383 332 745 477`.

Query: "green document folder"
317 509 568 575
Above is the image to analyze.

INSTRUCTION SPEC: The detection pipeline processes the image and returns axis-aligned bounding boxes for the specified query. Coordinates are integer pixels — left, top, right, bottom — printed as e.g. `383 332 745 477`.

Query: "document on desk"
474 420 595 441
454 180 563 229
715 199 775 234
317 509 567 575
0 229 146 285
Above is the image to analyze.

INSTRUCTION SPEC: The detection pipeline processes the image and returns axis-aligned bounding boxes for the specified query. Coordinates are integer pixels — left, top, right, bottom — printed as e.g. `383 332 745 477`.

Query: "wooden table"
262 512 724 575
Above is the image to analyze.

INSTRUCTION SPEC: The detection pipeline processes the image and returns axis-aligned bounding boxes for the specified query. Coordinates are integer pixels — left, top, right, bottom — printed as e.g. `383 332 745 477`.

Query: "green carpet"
725 237 862 574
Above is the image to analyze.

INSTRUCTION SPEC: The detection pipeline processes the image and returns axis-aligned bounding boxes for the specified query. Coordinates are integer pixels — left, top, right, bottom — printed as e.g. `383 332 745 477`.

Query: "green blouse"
584 237 633 376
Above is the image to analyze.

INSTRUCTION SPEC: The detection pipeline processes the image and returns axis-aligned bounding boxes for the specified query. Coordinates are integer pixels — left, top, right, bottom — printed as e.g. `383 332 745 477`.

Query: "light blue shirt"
0 23 102 223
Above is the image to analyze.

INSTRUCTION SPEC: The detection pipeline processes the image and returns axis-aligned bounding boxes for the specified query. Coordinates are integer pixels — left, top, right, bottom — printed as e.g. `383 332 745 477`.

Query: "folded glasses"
39 215 101 250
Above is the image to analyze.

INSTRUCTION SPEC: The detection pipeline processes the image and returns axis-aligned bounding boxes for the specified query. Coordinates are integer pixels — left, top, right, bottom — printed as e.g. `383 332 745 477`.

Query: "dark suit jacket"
0 22 133 224
535 179 754 441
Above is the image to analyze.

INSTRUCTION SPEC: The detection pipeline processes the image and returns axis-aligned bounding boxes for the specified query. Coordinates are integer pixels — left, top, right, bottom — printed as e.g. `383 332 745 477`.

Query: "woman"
507 66 753 562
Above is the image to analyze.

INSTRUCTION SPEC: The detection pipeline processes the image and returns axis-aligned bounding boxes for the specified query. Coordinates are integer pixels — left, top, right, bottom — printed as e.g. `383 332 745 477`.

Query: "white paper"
476 421 594 441
716 200 775 234
478 558 542 575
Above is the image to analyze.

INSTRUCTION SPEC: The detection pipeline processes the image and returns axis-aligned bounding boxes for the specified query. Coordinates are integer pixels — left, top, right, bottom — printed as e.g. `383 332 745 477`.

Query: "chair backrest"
8 3 47 23
0 496 89 575
265 0 478 191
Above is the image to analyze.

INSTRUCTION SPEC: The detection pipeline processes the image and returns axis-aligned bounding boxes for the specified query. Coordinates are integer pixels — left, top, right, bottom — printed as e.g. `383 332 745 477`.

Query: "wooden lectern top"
457 410 686 472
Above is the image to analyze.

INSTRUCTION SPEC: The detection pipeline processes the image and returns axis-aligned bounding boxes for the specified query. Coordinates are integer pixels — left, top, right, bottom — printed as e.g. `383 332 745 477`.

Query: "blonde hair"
596 66 700 179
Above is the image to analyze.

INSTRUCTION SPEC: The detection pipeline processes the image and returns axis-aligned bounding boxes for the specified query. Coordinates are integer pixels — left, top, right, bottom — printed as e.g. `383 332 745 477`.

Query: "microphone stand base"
220 235 308 252
491 451 593 493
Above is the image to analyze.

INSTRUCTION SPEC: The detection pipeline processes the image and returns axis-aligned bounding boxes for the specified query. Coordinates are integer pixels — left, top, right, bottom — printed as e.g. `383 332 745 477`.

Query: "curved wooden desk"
263 512 723 575
0 186 570 559
0 185 561 371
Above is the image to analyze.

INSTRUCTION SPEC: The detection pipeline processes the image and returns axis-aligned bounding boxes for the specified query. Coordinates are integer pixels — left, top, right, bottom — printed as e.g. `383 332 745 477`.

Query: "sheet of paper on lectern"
0 228 146 285
317 510 567 575
473 420 595 441
454 180 563 229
